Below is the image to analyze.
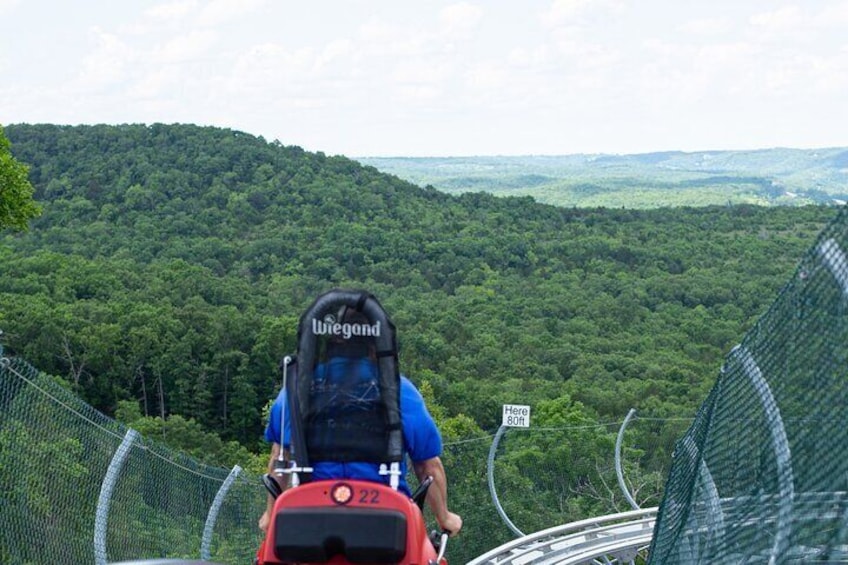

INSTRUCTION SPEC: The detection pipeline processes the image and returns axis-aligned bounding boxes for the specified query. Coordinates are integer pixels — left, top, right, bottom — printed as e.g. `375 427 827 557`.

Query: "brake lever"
434 530 449 564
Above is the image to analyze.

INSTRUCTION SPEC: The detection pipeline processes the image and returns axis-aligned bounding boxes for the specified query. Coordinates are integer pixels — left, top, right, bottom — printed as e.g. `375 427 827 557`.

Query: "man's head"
326 306 377 358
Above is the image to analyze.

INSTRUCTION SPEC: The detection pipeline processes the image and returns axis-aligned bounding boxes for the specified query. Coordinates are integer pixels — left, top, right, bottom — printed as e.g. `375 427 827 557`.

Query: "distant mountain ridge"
358 147 848 208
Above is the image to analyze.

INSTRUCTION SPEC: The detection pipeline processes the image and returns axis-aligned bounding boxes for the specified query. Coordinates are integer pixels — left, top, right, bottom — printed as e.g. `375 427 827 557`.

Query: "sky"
1 0 847 157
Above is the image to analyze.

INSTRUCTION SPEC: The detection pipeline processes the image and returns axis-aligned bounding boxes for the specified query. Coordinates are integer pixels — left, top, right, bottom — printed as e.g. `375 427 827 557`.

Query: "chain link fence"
0 347 265 565
2 345 682 564
649 205 848 564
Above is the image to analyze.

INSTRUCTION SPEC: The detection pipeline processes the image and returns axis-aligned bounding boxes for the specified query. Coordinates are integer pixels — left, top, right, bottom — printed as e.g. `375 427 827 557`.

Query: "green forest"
360 149 848 208
0 123 841 560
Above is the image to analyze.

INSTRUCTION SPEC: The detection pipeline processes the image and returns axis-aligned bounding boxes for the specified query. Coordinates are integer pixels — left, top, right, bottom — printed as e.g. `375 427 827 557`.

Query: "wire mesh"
0 349 683 565
648 205 848 564
0 350 265 565
436 415 686 564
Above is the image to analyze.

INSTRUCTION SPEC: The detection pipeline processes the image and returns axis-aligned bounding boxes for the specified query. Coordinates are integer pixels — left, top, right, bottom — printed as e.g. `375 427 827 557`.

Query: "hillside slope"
0 123 837 443
359 148 848 208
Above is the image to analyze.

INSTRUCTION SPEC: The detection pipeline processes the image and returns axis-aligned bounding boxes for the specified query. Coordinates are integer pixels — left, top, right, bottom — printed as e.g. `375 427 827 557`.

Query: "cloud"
747 4 848 41
129 66 183 100
750 5 803 31
396 84 444 102
0 0 20 15
393 58 454 88
197 0 267 27
356 16 434 60
72 27 135 92
145 0 198 20
507 45 550 68
540 0 620 27
816 2 848 25
0 0 18 72
227 42 330 107
358 16 401 44
4 1 845 156
439 2 484 37
152 29 219 63
679 17 733 36
540 0 593 26
314 39 354 72
466 60 509 91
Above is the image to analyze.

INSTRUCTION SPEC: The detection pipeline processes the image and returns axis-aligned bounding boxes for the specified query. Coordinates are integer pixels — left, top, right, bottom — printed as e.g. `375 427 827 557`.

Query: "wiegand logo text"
313 315 381 340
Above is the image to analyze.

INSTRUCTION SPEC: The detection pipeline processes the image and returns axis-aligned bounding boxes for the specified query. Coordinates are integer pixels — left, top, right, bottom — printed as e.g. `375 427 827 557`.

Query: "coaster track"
467 507 657 565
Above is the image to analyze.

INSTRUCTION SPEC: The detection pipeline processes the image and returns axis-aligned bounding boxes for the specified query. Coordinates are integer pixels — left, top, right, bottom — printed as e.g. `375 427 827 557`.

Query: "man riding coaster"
257 289 461 564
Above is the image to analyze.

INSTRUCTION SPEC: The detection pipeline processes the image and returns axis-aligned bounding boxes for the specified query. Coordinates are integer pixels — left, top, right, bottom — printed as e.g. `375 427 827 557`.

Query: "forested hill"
0 123 838 462
359 149 848 208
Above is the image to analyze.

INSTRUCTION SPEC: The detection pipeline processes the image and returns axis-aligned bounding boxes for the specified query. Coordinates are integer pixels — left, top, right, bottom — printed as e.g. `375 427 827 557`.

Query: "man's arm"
258 443 289 532
412 456 463 537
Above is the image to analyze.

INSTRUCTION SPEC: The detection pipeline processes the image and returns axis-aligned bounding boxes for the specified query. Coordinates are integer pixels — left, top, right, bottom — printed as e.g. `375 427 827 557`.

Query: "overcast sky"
2 0 847 157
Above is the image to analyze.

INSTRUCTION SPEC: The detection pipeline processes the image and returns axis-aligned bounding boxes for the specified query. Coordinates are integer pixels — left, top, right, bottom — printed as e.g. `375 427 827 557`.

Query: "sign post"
489 404 532 537
502 404 531 428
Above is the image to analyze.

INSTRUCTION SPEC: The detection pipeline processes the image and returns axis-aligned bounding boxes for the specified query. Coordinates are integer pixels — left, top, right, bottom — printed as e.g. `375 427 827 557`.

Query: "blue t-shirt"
264 366 441 496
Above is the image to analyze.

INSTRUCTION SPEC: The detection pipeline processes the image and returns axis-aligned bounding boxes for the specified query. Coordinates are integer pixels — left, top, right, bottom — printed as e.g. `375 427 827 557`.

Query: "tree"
0 125 41 231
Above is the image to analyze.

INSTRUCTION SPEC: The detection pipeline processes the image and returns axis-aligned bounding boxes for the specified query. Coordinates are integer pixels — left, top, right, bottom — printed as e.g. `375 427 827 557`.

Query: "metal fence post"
487 425 524 537
615 408 640 511
94 429 139 565
201 465 243 560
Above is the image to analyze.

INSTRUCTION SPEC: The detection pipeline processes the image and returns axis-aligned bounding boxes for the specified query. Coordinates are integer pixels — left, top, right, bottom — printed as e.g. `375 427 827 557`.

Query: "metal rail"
467 507 657 565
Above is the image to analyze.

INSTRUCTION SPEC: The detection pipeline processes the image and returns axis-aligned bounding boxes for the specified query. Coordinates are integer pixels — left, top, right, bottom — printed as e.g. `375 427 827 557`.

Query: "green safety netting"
649 205 848 564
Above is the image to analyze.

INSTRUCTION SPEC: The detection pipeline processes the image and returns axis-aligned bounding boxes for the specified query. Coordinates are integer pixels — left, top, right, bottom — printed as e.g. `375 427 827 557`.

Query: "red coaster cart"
255 289 449 565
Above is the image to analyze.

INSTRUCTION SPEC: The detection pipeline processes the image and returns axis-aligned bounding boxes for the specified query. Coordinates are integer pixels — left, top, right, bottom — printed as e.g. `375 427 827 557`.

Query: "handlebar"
428 529 450 565
435 530 449 563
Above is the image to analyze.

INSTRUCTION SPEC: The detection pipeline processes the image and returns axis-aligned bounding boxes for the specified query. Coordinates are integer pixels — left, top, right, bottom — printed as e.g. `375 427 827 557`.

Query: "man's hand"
260 443 287 533
412 456 462 538
439 511 463 537
259 510 271 532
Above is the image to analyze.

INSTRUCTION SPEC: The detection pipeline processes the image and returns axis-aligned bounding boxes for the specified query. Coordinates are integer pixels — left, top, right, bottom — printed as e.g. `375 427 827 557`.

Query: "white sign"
502 404 531 427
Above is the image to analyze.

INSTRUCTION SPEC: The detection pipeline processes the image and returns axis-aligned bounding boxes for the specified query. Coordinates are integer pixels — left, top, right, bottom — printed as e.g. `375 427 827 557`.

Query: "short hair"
324 307 376 359
336 307 375 344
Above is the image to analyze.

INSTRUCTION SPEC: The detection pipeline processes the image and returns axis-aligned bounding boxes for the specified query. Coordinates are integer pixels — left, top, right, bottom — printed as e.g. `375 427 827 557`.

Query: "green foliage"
115 400 265 474
0 125 41 231
359 151 848 208
1 124 836 445
0 124 840 560
1 362 264 565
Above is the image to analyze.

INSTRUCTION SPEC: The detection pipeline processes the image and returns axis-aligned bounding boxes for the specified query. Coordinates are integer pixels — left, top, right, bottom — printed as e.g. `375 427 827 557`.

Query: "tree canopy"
1 124 836 440
0 123 840 561
0 125 41 231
